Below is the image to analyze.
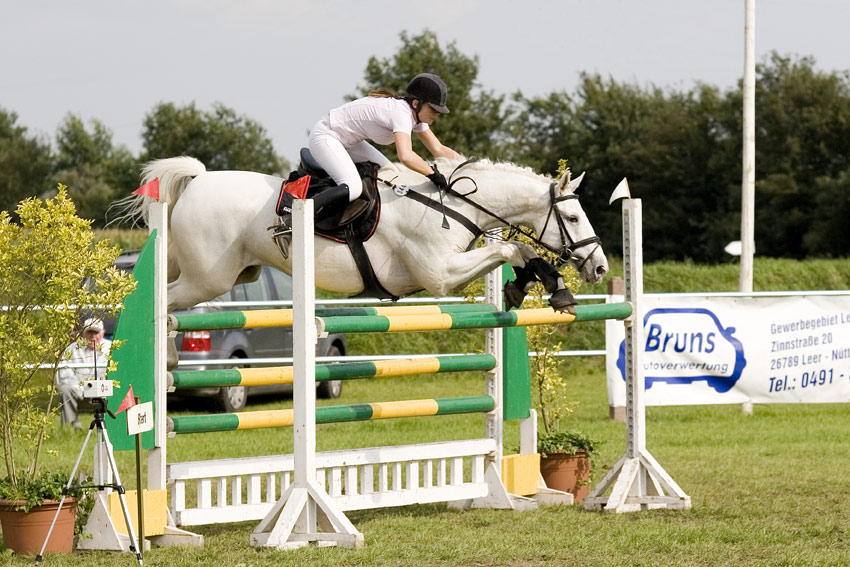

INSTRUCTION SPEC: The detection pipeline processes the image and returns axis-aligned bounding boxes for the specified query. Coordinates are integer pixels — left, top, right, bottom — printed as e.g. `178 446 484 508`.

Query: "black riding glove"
427 171 449 190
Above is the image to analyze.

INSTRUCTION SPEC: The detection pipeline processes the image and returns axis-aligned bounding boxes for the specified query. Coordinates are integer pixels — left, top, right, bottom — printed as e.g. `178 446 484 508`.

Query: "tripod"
36 398 143 565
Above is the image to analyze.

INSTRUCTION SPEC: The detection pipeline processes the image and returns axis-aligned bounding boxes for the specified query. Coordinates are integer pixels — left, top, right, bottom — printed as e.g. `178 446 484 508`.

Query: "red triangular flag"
283 175 310 199
132 178 160 200
116 385 137 414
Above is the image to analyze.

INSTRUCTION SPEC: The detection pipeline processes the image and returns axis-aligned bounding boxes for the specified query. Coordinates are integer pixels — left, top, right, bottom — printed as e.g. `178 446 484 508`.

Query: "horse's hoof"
549 289 577 315
503 280 527 310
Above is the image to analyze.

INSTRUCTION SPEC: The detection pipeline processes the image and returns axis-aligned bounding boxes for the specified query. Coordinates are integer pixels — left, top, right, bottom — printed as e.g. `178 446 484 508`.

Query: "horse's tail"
107 156 207 229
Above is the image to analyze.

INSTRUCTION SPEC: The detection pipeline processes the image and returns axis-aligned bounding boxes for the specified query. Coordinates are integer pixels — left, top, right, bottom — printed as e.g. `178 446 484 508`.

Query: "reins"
378 159 602 268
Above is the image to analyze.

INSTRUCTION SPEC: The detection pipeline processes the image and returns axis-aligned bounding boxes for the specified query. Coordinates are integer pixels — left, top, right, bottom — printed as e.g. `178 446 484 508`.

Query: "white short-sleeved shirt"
55 339 112 387
326 96 429 148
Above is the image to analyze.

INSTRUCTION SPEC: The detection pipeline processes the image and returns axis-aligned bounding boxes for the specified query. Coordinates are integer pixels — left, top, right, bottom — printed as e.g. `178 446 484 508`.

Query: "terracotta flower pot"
539 451 591 503
0 498 77 555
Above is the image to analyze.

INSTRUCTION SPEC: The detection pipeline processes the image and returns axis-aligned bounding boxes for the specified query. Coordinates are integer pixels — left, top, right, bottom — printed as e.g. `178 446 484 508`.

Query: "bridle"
538 183 603 271
380 159 603 270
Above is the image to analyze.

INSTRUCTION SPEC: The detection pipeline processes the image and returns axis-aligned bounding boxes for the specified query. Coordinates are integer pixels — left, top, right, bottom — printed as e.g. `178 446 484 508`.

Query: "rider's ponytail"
368 88 402 99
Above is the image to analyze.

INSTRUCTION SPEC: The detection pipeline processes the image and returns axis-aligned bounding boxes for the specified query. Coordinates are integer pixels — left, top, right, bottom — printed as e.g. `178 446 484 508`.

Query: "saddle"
273 148 397 300
276 148 381 243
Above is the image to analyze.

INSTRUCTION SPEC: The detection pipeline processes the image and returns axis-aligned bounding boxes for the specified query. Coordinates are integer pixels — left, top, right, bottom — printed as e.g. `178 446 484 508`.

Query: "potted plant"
0 472 86 555
0 187 135 555
536 429 597 503
519 189 599 502
525 287 598 503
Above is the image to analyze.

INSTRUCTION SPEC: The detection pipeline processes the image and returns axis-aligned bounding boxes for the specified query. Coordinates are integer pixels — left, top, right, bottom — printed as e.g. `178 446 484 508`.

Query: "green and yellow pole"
318 303 633 334
168 395 496 435
171 303 495 332
170 353 496 389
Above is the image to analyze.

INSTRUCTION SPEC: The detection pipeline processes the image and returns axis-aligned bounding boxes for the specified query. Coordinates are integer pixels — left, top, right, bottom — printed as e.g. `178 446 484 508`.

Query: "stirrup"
269 217 293 259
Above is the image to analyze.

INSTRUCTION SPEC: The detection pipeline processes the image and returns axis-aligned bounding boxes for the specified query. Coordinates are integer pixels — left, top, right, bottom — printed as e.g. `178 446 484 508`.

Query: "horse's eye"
568 215 579 223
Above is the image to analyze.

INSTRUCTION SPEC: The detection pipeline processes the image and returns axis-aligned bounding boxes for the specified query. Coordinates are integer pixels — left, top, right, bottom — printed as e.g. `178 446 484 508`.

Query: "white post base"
250 480 363 550
583 450 691 513
150 525 204 547
76 493 131 551
448 462 540 512
533 485 574 506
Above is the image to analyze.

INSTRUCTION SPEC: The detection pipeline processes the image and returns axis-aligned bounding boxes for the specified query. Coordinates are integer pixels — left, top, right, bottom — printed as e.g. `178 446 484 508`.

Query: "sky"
2 0 849 166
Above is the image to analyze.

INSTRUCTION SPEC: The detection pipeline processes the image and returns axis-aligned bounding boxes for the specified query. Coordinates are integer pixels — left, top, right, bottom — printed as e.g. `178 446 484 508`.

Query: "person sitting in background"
55 318 111 428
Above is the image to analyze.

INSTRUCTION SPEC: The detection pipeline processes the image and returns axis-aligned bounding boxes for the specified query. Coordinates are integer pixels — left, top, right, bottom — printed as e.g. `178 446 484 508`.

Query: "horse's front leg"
428 241 538 296
509 258 577 314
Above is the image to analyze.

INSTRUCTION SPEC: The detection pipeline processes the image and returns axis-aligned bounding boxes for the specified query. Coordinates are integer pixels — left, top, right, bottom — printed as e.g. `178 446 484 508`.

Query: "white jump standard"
583 196 691 512
251 199 362 549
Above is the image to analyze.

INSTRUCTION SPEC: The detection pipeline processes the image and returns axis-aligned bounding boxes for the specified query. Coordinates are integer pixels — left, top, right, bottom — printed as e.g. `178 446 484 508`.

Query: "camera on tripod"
83 379 113 399
37 376 143 564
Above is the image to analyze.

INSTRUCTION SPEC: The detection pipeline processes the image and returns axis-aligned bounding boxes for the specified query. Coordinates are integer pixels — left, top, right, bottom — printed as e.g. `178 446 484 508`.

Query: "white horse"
126 156 608 311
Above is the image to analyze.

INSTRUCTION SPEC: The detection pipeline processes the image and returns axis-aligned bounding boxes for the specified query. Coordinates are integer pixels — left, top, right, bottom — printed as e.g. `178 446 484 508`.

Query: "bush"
0 186 135 497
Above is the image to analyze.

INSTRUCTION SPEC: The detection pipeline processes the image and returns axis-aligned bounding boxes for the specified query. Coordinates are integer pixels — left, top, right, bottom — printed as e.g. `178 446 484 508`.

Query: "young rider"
302 73 462 222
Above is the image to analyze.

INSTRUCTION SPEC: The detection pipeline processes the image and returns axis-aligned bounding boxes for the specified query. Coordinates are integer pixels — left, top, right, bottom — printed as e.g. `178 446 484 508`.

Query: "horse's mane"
433 156 552 184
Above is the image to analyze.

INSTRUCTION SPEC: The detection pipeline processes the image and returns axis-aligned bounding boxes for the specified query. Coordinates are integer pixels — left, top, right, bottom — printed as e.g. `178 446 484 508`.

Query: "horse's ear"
558 171 585 194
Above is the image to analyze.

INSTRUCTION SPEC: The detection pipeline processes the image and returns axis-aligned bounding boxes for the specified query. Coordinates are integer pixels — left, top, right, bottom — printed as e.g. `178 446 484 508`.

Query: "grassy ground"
4 256 850 565
7 359 850 566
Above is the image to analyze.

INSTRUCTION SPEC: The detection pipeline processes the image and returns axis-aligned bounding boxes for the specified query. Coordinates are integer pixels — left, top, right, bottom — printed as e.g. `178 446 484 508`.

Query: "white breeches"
308 120 390 201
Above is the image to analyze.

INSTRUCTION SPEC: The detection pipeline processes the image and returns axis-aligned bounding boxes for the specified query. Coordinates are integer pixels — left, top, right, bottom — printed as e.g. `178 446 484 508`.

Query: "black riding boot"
276 183 350 231
272 184 352 259
312 184 351 223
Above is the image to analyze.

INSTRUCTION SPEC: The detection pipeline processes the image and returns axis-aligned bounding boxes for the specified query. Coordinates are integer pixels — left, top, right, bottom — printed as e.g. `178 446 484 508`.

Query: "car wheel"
217 386 247 412
216 356 247 412
317 345 343 399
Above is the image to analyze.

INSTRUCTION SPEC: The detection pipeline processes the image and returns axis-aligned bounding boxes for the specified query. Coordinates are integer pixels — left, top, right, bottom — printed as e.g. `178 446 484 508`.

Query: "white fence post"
584 198 691 513
250 199 363 549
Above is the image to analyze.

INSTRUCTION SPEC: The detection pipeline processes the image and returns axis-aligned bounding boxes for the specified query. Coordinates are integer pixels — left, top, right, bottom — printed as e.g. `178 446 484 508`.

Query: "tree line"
3 30 850 262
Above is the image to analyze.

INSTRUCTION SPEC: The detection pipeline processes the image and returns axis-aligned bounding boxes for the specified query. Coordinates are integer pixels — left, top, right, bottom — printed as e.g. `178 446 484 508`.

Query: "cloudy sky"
3 0 848 165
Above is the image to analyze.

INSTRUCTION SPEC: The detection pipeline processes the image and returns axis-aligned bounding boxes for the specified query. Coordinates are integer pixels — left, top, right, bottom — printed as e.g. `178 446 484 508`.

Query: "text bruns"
645 323 716 354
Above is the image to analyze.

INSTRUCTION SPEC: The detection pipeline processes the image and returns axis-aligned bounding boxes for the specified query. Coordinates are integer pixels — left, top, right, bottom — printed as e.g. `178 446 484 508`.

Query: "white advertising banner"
605 294 850 406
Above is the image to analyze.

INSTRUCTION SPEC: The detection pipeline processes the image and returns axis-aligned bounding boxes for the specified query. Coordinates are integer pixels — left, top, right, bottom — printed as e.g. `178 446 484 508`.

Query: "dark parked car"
111 251 346 412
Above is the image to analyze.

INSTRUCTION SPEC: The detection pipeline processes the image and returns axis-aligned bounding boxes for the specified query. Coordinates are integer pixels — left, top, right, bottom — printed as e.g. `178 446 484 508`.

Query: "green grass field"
4 256 850 565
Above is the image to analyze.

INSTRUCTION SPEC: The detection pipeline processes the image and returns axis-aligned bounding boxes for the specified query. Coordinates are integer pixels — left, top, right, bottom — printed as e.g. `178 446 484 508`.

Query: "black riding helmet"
406 73 450 115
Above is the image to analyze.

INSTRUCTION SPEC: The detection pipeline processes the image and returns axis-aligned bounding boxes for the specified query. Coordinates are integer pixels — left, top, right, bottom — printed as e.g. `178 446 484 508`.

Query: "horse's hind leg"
167 273 229 311
164 273 233 368
166 247 181 283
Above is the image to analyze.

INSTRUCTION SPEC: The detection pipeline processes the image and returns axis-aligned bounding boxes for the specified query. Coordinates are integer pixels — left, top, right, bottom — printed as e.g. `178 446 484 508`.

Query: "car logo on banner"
617 308 747 393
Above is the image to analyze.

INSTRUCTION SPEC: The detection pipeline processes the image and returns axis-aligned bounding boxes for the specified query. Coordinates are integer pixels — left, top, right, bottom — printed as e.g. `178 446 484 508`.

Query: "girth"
343 226 399 301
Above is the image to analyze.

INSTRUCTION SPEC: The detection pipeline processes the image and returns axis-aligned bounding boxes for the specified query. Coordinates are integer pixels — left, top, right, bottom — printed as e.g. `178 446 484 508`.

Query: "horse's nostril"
597 265 608 275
